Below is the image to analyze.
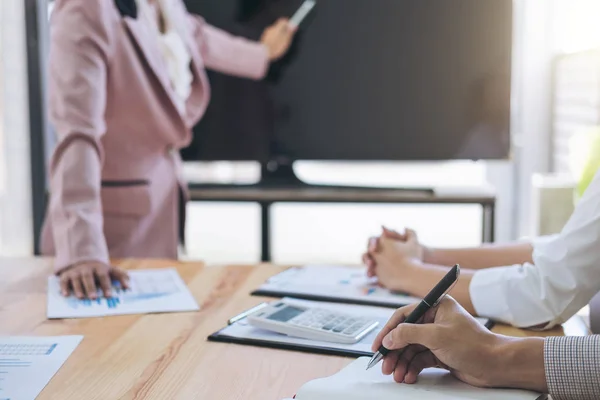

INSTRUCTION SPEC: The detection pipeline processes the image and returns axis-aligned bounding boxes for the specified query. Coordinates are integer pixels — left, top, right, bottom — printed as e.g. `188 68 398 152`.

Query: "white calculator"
247 301 379 344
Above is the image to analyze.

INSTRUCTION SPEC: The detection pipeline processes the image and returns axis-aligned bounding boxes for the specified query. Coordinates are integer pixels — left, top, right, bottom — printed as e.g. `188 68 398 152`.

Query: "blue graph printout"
0 336 82 400
47 268 199 319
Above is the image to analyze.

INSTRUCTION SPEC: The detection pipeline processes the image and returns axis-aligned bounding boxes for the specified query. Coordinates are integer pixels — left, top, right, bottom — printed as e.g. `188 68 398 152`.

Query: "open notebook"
294 357 547 400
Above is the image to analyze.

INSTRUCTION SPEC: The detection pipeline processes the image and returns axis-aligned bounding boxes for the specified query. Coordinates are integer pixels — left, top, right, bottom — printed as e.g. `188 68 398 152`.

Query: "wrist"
390 258 425 293
261 43 273 60
490 336 547 392
422 245 435 263
423 246 449 266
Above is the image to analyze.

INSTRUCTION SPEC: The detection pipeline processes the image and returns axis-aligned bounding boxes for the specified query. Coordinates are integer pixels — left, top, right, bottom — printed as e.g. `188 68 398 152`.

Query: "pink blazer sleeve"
189 15 270 80
47 0 112 272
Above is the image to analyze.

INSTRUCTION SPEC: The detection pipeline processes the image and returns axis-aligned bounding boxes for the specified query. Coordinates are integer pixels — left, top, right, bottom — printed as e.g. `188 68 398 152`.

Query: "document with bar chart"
47 268 199 319
0 335 82 400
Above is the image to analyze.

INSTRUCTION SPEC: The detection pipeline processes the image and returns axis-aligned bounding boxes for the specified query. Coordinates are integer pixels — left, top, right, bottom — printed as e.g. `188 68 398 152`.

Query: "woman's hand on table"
59 262 129 299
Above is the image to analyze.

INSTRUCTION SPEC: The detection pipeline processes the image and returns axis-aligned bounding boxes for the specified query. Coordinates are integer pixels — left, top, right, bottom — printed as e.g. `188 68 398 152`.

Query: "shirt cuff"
544 336 600 400
470 267 513 323
531 234 560 258
470 264 566 329
253 44 270 80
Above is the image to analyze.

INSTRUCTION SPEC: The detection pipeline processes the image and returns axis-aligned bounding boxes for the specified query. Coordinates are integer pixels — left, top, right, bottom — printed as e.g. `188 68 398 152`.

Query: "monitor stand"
188 160 435 195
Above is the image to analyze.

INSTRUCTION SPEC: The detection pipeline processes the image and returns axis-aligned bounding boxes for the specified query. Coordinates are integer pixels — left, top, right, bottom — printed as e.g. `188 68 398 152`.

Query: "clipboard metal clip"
227 302 269 325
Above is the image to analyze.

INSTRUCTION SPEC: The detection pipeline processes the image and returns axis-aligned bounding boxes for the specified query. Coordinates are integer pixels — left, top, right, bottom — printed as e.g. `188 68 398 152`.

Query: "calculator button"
344 323 363 335
322 324 335 330
332 326 345 333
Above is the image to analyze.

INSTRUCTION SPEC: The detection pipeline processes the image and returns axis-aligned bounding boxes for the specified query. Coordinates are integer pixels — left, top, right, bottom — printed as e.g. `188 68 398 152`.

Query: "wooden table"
0 258 587 400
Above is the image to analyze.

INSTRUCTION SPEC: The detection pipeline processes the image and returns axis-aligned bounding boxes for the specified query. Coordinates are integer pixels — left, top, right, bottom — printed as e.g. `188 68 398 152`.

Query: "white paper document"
215 298 491 356
256 266 423 307
47 268 199 319
0 335 83 400
295 357 546 400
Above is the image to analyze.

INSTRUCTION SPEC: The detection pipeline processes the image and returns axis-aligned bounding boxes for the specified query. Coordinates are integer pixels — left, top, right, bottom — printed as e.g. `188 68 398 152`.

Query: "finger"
364 252 376 268
382 323 439 351
276 18 289 30
382 350 401 376
391 344 427 382
382 226 406 241
372 304 418 351
404 351 439 384
81 271 98 300
111 268 130 290
97 269 113 298
281 18 297 33
405 228 418 241
366 261 376 277
368 237 379 253
362 253 370 266
59 274 71 297
71 275 85 299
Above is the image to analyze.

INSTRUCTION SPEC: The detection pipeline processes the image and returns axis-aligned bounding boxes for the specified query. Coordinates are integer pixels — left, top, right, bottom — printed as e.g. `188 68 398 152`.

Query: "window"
0 0 33 256
550 0 600 176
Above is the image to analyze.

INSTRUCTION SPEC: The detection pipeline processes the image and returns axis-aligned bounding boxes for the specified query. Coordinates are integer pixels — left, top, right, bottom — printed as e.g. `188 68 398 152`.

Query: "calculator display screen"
267 306 305 322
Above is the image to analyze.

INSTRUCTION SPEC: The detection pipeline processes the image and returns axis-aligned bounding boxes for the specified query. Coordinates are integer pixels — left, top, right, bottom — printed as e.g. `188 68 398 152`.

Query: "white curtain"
0 0 34 256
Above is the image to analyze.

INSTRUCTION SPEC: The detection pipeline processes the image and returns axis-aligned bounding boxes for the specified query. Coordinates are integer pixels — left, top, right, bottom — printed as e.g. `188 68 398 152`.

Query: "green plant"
570 127 600 199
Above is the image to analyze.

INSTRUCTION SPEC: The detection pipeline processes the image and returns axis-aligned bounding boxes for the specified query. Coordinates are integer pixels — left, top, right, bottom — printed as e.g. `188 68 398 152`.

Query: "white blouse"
135 0 193 112
470 169 600 330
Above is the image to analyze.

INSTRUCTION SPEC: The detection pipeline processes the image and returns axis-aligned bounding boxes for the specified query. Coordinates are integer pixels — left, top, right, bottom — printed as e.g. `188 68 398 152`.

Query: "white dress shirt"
469 169 600 329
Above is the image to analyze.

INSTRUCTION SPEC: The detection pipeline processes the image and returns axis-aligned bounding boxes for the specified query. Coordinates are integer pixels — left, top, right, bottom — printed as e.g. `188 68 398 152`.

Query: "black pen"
366 264 460 370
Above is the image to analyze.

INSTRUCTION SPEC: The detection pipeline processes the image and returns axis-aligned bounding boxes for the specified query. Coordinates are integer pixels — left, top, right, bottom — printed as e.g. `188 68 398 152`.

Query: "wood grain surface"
0 258 586 399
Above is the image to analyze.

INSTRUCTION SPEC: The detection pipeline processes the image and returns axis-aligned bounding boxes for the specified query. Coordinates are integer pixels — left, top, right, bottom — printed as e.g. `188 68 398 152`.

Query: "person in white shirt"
362 169 600 331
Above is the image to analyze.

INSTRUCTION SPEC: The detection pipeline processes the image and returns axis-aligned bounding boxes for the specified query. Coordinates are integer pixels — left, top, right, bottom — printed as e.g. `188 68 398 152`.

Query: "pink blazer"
41 0 269 272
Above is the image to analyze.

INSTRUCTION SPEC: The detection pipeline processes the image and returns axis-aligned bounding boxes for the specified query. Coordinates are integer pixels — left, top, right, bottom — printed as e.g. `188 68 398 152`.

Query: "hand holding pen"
367 265 460 370
365 293 544 392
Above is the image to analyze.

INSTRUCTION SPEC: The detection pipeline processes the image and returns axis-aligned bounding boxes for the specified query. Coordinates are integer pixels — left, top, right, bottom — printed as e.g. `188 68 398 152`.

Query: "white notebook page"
296 357 545 400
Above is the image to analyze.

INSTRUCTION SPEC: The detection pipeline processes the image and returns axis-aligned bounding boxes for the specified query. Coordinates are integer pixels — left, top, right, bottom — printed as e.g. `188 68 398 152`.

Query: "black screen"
182 0 512 162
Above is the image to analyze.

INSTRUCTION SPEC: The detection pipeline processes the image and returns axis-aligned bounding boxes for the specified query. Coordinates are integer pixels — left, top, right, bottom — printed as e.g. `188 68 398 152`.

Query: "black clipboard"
208 330 373 359
207 302 495 358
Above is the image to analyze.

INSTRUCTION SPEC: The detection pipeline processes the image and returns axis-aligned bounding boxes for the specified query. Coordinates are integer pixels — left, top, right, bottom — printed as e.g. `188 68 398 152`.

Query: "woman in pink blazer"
41 0 295 299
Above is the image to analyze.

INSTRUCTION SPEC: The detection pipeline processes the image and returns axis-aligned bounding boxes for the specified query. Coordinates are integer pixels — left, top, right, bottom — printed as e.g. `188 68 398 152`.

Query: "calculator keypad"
289 309 374 336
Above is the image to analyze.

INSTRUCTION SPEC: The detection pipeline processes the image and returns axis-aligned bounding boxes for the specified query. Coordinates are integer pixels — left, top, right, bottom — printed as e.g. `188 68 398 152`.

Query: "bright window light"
554 0 600 53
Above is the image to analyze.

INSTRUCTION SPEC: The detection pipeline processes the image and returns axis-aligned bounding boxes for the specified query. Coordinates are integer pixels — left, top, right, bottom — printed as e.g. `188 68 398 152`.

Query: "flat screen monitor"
181 0 513 162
